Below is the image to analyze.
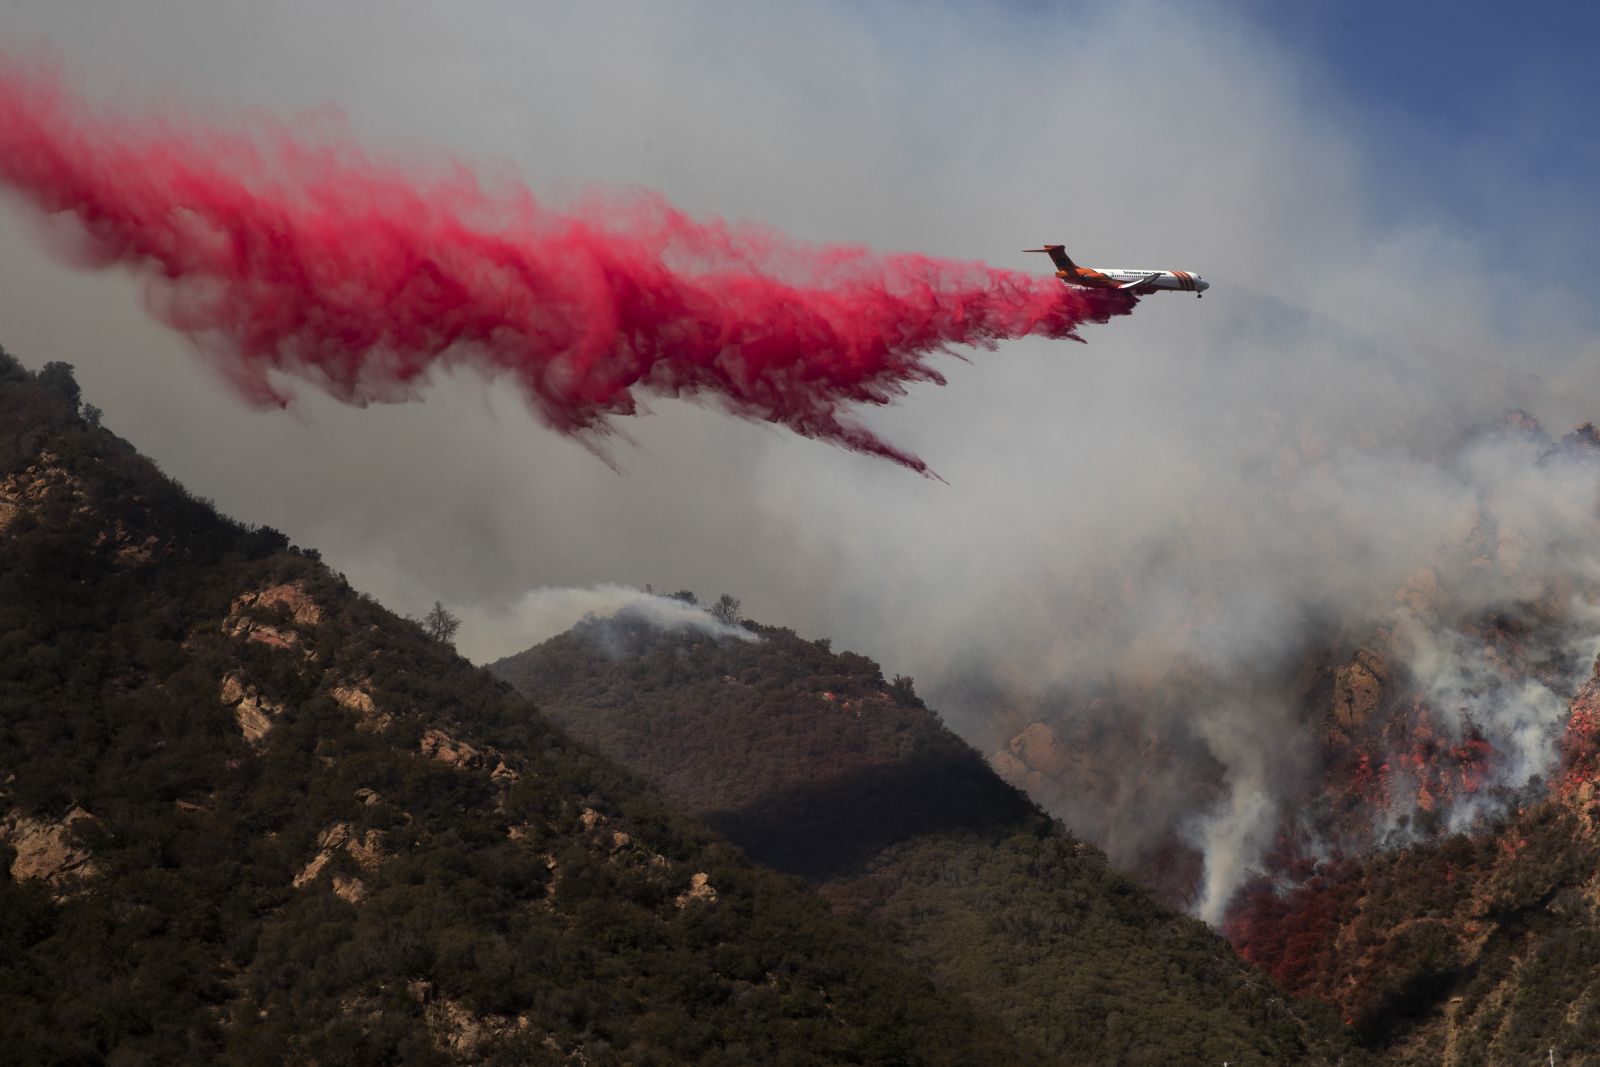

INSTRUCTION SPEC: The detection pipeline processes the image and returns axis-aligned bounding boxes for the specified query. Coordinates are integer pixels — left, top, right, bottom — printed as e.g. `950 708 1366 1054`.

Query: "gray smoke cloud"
1176 430 1600 921
1 2 1597 921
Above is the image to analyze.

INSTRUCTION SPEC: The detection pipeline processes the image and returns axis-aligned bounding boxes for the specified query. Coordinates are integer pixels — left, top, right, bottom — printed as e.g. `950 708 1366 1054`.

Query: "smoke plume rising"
466 584 757 661
3 3 1598 933
0 60 1131 475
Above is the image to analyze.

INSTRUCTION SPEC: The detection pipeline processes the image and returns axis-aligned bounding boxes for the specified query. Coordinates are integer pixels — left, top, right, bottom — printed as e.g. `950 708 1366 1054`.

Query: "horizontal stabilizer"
1024 244 1074 273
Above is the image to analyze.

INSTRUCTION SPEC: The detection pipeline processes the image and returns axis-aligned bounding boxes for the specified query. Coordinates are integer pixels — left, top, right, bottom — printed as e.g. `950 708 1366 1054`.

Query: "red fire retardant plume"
0 64 1135 474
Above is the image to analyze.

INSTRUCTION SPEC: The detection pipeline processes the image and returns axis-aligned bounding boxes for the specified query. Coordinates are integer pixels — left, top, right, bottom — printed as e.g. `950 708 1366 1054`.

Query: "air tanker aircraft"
1026 244 1209 297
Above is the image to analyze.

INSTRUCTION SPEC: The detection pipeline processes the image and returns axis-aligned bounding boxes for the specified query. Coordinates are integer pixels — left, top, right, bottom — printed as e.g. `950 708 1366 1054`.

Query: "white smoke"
462 584 758 663
1188 701 1290 923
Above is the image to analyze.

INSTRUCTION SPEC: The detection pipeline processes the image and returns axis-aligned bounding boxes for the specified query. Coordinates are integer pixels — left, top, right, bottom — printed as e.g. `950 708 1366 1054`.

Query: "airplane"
1026 244 1209 297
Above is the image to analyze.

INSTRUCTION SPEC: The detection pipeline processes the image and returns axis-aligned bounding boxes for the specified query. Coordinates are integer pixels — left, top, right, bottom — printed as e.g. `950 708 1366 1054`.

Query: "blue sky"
872 0 1598 278
1246 2 1600 142
1242 2 1600 262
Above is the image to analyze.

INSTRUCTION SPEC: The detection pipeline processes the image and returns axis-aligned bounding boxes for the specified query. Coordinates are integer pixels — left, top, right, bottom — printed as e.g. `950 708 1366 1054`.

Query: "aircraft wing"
1115 277 1153 290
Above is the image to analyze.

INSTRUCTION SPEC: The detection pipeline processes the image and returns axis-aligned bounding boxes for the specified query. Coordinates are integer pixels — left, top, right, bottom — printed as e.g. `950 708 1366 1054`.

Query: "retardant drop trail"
0 62 1136 473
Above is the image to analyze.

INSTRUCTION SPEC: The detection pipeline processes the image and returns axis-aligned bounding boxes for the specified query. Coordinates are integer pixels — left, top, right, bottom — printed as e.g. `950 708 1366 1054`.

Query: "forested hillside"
492 615 1356 1064
0 349 1047 1066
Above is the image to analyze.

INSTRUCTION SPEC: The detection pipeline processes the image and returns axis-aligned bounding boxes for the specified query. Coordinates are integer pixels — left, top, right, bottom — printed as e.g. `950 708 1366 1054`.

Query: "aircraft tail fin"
1024 244 1076 273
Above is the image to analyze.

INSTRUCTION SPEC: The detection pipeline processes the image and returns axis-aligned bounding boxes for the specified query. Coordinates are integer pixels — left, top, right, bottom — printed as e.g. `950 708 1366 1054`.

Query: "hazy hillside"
0 349 1047 1066
1225 661 1600 1065
491 615 1355 1064
949 412 1600 927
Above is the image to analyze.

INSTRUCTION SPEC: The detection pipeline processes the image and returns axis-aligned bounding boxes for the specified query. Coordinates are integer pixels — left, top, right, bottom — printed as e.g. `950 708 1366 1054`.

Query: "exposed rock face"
1 806 99 895
95 518 163 566
345 829 387 872
1 453 163 563
331 684 375 716
292 823 388 894
238 582 325 627
219 672 285 745
1004 722 1073 778
675 872 718 908
331 874 368 905
331 682 393 731
420 727 485 771
222 613 295 649
0 452 82 534
234 702 274 744
292 825 348 889
1330 647 1390 740
409 981 536 1057
221 581 324 653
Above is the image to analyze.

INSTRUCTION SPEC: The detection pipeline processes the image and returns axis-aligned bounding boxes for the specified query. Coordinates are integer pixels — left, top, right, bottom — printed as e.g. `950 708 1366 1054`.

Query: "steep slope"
0 350 1046 1066
968 412 1600 923
1225 660 1600 1065
491 614 1355 1064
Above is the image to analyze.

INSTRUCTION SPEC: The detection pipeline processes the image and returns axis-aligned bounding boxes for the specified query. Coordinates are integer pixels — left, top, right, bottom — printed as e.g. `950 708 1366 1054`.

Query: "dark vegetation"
492 617 1357 1064
500 612 1038 883
0 350 1047 1066
39 336 1600 1064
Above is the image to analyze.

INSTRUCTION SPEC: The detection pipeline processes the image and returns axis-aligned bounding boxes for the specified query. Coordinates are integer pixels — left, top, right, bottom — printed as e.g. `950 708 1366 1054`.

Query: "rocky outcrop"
331 684 374 716
94 518 163 566
0 452 163 563
222 581 324 653
419 727 485 770
331 682 392 732
0 452 82 535
1330 647 1390 741
408 980 541 1058
222 616 299 650
1003 722 1073 778
219 672 285 745
1 805 99 896
674 871 719 908
331 874 368 905
292 823 388 896
238 582 325 627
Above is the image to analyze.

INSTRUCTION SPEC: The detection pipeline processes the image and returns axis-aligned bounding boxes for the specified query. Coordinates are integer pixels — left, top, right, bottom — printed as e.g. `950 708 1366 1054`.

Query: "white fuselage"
1027 245 1209 297
1067 267 1208 294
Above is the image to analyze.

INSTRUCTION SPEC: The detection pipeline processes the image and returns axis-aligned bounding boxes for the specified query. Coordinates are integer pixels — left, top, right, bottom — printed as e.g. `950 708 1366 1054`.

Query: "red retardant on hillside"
0 63 1135 474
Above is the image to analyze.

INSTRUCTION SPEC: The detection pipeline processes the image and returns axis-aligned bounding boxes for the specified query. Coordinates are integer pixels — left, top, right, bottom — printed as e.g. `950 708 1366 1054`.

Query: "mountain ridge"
0 348 1048 1066
491 616 1354 1063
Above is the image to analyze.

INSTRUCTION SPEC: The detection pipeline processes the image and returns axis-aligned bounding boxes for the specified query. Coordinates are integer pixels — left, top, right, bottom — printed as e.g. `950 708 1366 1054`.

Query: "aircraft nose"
1195 276 1209 291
